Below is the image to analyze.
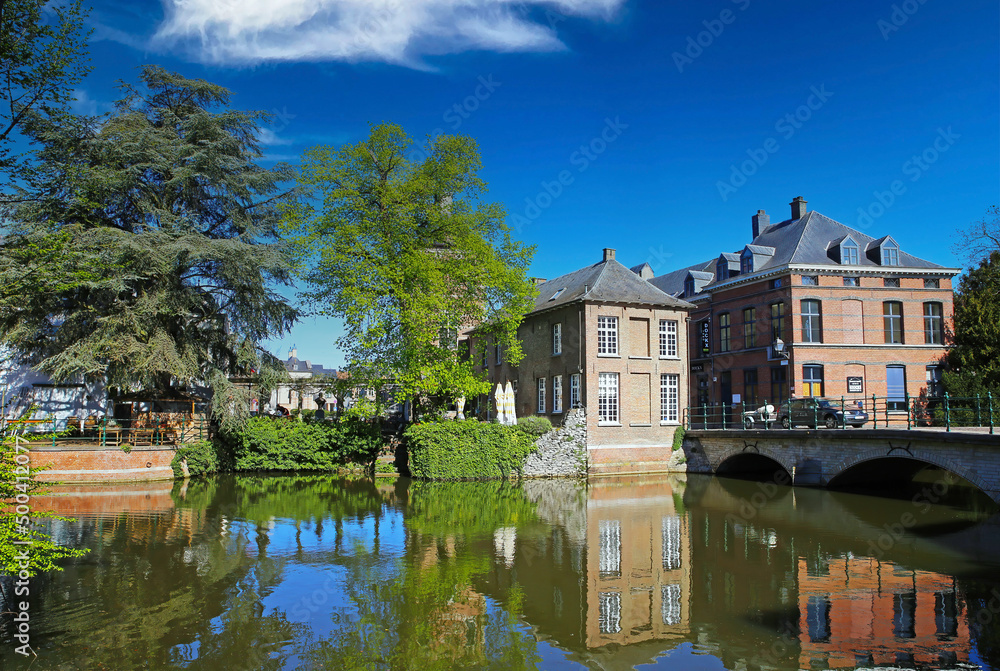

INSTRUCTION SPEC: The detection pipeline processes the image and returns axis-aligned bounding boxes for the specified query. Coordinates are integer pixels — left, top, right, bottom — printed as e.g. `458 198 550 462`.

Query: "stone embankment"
522 409 588 478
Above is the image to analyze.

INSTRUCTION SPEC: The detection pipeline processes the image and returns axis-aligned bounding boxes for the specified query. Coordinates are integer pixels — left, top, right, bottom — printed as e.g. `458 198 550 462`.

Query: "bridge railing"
684 393 997 434
1 414 212 448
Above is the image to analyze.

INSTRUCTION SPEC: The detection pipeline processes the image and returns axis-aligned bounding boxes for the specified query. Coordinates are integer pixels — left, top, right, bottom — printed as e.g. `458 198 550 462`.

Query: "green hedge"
221 416 383 472
516 416 552 437
170 440 222 478
405 420 537 480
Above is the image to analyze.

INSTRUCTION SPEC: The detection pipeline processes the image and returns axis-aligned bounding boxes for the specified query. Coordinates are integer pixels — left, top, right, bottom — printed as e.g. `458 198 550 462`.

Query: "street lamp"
773 338 792 404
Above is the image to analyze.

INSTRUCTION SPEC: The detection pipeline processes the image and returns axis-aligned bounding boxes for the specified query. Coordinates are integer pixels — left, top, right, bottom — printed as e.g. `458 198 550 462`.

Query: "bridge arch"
828 448 999 504
714 447 793 483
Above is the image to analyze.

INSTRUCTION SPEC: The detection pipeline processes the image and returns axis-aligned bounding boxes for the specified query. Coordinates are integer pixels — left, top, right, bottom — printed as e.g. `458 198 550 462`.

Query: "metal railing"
1 414 211 448
685 393 997 435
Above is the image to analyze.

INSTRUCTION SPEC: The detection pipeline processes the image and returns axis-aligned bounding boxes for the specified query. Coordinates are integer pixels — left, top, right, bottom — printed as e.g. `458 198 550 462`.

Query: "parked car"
777 398 869 429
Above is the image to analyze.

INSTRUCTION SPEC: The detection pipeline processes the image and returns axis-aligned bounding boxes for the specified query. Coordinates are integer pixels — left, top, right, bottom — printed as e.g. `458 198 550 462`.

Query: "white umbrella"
494 383 505 424
505 381 517 426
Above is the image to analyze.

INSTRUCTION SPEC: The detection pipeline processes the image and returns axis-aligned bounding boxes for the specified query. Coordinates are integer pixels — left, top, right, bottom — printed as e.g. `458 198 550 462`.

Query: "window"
741 251 753 274
662 516 681 570
770 366 787 405
884 277 900 288
770 302 785 341
717 259 729 281
882 242 900 266
660 374 679 423
553 375 563 413
570 374 581 408
598 520 621 578
552 322 562 355
807 595 832 642
935 590 959 638
537 378 546 413
718 313 731 353
924 302 943 344
893 591 917 638
743 369 758 406
801 300 822 343
598 373 619 424
843 276 860 287
842 240 859 265
598 592 621 634
684 276 695 296
598 316 618 355
887 365 906 411
803 365 824 397
801 275 819 285
770 277 783 289
549 288 565 301
924 278 940 289
743 308 756 349
883 301 903 343
481 343 488 368
659 320 678 358
662 584 682 626
926 366 943 398
495 342 503 365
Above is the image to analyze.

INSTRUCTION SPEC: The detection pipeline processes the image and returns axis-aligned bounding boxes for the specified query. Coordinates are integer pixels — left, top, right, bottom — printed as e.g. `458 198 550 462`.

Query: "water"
2 473 1000 670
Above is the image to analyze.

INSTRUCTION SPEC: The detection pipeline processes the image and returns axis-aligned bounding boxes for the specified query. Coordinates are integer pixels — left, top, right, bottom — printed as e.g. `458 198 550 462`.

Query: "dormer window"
882 240 899 266
684 276 695 296
716 259 728 281
740 250 754 274
841 237 859 265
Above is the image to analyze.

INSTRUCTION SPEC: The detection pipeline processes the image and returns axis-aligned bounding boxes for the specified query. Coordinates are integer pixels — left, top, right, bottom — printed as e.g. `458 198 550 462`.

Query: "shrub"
671 425 686 452
516 416 552 437
405 420 537 480
171 440 221 478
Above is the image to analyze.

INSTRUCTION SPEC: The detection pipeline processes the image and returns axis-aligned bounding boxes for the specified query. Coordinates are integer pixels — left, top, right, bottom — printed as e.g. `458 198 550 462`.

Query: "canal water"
2 473 1000 670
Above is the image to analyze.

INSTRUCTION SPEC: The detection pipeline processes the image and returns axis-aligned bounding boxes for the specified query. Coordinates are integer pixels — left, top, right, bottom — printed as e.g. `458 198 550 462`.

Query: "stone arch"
713 446 795 479
829 448 999 504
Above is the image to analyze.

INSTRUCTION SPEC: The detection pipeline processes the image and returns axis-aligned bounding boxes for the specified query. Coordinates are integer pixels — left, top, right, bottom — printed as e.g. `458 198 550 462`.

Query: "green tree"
943 251 1000 398
283 123 536 412
0 0 91 178
0 67 299 429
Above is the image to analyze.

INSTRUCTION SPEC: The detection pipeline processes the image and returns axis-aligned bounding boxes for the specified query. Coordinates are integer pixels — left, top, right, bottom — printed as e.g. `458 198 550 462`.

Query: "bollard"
944 392 951 432
872 395 878 429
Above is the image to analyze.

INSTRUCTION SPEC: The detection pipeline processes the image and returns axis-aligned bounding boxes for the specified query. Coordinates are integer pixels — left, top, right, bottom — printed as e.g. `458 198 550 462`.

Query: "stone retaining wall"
522 408 588 478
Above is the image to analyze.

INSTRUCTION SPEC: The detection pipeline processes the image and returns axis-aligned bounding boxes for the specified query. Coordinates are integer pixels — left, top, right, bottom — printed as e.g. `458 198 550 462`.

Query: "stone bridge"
681 428 1000 503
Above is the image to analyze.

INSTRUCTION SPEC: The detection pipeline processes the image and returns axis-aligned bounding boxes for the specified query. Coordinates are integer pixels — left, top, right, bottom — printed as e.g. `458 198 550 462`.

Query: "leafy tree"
0 67 299 430
954 205 1000 267
283 123 536 412
0 0 91 178
943 251 1000 398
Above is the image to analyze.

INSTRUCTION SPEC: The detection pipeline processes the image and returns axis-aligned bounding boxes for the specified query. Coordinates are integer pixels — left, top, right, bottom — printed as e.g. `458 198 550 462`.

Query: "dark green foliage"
1 66 299 432
515 416 552 436
406 480 539 537
945 251 1000 398
672 425 686 452
170 440 222 478
404 420 537 480
221 416 383 472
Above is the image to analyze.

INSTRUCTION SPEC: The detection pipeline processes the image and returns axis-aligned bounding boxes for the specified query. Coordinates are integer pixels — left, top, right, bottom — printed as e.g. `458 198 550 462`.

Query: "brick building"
473 248 693 470
649 197 959 419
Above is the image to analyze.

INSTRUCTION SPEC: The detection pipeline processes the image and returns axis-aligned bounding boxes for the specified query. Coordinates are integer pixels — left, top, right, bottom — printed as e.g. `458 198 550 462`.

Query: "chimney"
790 196 808 220
532 277 547 286
752 209 769 239
603 248 616 262
289 347 298 360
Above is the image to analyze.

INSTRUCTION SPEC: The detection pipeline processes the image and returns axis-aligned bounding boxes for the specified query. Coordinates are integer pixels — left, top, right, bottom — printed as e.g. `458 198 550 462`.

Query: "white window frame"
553 375 563 413
570 374 581 409
553 322 562 355
495 342 502 365
659 319 678 358
660 374 679 424
537 377 546 414
598 372 619 425
597 316 618 356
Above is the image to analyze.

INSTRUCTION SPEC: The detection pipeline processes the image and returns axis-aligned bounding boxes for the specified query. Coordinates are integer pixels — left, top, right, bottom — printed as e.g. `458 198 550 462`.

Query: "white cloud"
152 0 624 67
70 89 112 116
257 128 294 145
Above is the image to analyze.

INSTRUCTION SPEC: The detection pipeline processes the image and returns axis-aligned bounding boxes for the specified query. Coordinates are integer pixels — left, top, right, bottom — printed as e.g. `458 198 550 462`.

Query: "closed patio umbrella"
494 383 505 424
505 381 517 426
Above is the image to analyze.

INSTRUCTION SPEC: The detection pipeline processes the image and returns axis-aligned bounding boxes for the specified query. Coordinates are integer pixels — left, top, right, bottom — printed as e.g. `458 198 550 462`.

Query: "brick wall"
28 446 177 483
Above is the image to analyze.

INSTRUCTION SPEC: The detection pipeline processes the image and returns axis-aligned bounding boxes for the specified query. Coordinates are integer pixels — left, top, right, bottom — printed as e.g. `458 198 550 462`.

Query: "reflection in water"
0 473 998 670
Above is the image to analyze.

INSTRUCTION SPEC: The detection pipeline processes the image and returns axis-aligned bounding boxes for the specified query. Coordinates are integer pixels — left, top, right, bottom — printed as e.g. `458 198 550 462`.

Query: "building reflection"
797 555 970 669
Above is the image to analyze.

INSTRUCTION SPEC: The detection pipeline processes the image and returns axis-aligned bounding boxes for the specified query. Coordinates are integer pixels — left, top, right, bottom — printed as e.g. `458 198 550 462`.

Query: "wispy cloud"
151 0 625 67
257 128 294 146
70 89 112 116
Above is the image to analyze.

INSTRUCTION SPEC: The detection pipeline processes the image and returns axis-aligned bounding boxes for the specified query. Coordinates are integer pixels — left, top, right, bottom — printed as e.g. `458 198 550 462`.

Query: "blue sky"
77 0 999 368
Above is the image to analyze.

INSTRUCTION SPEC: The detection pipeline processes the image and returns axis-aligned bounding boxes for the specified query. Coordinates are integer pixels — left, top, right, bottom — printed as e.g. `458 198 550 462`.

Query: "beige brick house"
649 197 960 420
472 248 693 472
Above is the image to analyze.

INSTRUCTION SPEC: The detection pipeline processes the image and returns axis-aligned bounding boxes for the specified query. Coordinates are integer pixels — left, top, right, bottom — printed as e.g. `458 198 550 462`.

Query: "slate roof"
285 357 334 376
531 257 694 315
649 209 951 298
